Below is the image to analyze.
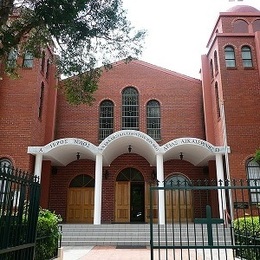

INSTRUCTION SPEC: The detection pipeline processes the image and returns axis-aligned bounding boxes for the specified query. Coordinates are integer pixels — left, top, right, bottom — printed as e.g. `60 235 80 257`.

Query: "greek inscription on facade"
49 139 68 148
74 139 90 148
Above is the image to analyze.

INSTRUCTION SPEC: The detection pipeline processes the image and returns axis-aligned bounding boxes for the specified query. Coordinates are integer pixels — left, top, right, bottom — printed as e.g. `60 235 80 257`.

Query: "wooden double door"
67 187 94 223
115 181 145 223
165 189 193 222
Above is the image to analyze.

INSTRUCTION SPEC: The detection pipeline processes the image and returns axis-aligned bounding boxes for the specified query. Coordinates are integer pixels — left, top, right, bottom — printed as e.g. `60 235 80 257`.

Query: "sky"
123 0 260 79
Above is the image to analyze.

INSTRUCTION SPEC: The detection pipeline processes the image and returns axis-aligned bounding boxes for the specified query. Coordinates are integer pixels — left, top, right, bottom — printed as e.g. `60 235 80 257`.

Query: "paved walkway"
59 246 150 260
58 246 236 260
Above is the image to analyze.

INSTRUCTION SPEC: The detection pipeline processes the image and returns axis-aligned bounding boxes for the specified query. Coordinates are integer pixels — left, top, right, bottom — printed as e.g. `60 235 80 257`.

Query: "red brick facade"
1 5 260 223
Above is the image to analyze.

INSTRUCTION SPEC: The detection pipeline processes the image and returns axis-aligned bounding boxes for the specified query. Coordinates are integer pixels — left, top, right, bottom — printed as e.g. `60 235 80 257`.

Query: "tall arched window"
122 87 139 130
0 158 12 171
215 82 221 118
41 51 45 72
23 51 34 68
38 82 44 118
214 51 219 74
246 158 260 204
0 158 13 203
46 59 50 78
210 59 214 79
147 100 161 140
7 48 18 68
99 100 114 141
224 46 236 68
241 46 253 68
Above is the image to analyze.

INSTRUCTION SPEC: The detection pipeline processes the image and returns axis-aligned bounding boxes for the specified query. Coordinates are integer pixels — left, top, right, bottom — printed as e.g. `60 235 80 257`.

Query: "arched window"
253 19 260 32
0 158 12 171
41 51 45 72
246 159 260 204
241 46 253 68
38 82 44 118
165 174 191 187
7 48 18 68
23 51 34 68
122 87 139 130
69 174 95 187
215 82 221 118
233 19 248 33
46 59 50 78
147 100 161 140
224 46 236 68
210 59 214 79
99 100 114 141
0 158 13 202
116 168 144 182
214 51 219 74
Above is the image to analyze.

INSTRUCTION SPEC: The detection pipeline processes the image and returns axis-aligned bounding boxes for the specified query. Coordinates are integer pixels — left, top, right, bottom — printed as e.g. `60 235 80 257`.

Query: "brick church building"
1 5 260 224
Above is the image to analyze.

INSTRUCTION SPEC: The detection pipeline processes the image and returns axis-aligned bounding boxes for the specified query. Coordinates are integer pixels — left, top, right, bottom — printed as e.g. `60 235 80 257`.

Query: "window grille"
147 100 161 140
38 82 44 118
23 51 34 68
99 100 114 141
7 49 18 68
122 87 139 130
241 46 253 68
214 51 219 74
225 46 236 67
215 82 221 118
246 159 260 204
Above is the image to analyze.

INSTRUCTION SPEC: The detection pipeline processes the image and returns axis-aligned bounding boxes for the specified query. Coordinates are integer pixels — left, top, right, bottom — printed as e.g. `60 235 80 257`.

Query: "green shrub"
233 216 260 260
35 208 62 260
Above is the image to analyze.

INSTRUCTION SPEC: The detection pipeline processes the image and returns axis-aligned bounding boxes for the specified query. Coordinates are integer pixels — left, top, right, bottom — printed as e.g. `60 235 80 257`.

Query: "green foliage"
255 149 260 162
233 216 260 236
35 208 62 260
233 216 260 260
0 0 146 104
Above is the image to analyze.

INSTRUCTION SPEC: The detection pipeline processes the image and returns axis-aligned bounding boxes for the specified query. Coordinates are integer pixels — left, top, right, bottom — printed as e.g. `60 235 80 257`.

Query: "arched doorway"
67 174 95 223
115 168 145 223
165 173 193 222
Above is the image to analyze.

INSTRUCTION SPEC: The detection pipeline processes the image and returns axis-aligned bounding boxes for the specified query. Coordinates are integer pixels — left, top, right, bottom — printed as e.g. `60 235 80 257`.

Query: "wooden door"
115 182 130 222
67 188 94 223
166 189 193 222
145 182 158 223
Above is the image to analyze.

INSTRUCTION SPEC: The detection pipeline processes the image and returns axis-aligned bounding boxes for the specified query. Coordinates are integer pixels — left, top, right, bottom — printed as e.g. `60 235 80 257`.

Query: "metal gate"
150 179 260 260
0 164 40 259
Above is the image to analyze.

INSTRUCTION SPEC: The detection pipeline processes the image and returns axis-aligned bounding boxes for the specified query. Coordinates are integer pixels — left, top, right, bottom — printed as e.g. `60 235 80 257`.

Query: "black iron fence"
0 165 40 260
150 179 260 260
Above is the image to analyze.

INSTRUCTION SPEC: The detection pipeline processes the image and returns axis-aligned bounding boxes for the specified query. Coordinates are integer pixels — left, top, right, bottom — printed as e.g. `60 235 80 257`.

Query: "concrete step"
60 224 232 246
60 224 150 246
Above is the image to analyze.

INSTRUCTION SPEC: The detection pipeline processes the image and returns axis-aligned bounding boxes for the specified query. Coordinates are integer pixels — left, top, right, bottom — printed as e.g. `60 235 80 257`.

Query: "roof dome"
227 5 259 13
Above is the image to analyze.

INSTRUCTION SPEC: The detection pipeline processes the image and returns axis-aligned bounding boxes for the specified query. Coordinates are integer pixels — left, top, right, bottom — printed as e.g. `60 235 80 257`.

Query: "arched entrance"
115 168 145 223
165 173 193 222
67 174 95 223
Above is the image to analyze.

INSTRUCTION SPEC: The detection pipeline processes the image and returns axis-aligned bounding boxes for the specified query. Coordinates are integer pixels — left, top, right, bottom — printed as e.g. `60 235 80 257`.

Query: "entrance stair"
60 224 232 247
60 224 151 246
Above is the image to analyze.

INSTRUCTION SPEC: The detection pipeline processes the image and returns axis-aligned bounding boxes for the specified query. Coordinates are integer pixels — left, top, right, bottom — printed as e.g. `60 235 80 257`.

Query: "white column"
156 153 165 225
94 153 103 225
216 154 227 219
34 154 43 183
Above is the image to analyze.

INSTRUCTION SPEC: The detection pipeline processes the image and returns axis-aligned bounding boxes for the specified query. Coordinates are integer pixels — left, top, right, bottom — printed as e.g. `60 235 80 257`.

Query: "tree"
255 149 260 162
0 0 146 104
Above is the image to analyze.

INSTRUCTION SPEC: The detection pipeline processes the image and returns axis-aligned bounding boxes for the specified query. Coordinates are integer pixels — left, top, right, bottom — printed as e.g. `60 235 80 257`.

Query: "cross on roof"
194 205 224 246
